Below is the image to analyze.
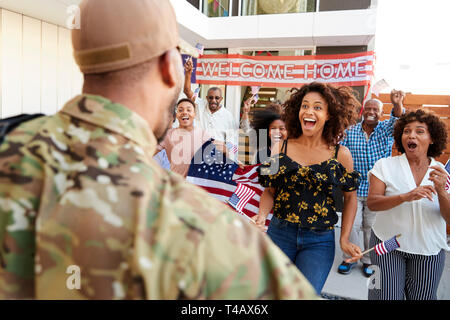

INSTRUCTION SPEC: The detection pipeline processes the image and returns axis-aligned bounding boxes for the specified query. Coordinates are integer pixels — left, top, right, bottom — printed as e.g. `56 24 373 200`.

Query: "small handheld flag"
193 87 200 100
444 160 450 191
228 183 256 214
251 86 261 95
372 79 389 97
195 43 204 55
226 141 238 154
362 234 401 256
374 235 400 256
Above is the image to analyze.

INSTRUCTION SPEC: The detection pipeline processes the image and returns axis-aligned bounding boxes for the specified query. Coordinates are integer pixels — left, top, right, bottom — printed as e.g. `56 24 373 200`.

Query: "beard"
155 87 180 144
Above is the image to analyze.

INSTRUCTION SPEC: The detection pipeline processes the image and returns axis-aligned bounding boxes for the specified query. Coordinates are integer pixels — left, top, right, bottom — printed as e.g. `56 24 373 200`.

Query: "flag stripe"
186 141 271 229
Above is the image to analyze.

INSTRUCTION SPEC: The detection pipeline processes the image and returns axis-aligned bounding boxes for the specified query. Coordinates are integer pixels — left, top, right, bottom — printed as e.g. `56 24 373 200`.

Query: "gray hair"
364 98 383 109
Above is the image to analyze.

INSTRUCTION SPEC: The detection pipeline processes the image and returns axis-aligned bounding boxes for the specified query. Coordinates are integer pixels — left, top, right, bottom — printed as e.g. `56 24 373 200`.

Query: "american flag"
232 164 272 228
186 140 272 227
445 160 450 191
374 235 400 256
228 183 256 214
226 141 238 154
186 140 238 203
193 87 200 100
195 43 204 55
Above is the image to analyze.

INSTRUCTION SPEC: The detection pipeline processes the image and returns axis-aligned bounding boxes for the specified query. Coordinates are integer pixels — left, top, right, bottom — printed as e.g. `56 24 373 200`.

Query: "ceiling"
0 0 376 49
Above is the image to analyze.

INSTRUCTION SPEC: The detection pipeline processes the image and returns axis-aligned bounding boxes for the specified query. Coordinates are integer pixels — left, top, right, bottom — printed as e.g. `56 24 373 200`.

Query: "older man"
0 0 317 300
183 59 239 157
338 90 405 277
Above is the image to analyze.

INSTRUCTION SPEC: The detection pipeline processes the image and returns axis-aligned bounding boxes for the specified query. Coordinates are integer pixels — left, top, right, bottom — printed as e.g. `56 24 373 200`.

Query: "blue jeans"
267 216 335 295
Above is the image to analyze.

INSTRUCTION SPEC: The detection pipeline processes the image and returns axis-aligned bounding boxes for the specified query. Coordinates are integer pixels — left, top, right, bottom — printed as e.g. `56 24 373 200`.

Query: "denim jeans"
267 216 335 295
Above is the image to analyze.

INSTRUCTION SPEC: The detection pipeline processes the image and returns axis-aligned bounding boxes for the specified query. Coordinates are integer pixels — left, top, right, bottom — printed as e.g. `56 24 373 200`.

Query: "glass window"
241 0 316 16
203 0 230 17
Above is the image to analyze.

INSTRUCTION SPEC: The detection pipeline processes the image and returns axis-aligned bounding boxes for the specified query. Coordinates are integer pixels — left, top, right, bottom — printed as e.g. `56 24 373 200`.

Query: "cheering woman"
252 82 363 294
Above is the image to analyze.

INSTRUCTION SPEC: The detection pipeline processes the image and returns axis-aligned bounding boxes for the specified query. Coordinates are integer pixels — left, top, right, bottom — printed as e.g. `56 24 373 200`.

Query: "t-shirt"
369 154 450 255
158 127 211 177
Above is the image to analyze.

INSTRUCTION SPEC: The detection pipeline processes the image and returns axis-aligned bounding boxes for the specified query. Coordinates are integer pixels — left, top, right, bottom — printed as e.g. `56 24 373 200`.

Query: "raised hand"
184 57 194 74
243 97 253 114
390 89 405 107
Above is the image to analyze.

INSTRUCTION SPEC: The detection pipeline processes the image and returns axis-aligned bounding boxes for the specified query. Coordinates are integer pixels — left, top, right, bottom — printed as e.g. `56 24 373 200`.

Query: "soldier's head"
72 0 198 143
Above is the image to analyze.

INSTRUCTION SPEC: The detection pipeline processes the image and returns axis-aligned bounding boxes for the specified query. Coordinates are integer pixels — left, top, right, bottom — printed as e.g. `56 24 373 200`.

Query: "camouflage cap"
72 0 198 74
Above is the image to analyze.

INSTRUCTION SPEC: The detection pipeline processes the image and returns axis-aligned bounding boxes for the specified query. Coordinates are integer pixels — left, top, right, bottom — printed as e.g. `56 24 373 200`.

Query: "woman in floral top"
252 82 363 294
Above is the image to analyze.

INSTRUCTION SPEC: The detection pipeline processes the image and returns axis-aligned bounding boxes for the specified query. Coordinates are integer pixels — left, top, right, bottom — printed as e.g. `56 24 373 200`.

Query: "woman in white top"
367 109 450 300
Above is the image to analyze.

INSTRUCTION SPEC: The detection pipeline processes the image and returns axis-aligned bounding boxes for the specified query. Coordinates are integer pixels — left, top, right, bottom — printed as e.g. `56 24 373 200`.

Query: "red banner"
195 51 374 88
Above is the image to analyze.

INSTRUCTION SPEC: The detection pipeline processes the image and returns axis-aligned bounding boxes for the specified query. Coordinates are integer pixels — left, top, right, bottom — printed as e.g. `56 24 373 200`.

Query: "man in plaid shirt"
338 89 405 277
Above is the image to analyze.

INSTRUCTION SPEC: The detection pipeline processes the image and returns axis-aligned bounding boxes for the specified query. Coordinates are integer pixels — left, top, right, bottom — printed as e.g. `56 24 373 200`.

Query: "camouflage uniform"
0 94 318 299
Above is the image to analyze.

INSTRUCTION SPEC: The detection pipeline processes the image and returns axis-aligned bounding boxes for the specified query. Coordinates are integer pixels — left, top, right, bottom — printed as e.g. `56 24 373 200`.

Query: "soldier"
0 0 317 299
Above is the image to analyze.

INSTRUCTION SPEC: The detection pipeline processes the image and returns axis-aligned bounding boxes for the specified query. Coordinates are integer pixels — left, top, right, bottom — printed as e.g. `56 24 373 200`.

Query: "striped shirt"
340 110 399 197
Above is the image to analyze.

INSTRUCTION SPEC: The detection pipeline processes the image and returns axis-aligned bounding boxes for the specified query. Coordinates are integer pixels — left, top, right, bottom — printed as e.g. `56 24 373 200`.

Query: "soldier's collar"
61 94 157 154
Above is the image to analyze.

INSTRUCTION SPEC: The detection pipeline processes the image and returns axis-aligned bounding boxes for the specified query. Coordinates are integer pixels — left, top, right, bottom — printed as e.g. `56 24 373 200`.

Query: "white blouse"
369 154 450 255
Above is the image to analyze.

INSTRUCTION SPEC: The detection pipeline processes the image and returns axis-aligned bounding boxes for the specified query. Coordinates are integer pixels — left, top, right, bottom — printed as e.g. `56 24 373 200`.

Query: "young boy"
157 98 211 177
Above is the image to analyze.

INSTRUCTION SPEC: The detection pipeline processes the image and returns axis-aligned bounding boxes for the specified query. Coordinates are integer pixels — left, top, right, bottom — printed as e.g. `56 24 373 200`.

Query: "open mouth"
406 142 418 151
272 134 283 142
366 116 375 121
181 116 190 121
303 117 316 129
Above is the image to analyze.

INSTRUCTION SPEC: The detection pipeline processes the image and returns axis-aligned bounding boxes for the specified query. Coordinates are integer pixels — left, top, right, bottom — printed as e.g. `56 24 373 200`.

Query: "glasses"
207 96 221 101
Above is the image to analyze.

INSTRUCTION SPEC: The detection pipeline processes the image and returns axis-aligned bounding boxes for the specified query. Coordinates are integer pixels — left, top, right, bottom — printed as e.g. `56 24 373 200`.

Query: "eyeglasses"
207 96 221 101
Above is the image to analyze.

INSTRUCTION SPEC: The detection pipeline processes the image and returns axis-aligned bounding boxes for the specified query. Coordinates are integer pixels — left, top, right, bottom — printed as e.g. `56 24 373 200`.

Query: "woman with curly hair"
252 82 363 294
243 102 287 164
367 109 450 300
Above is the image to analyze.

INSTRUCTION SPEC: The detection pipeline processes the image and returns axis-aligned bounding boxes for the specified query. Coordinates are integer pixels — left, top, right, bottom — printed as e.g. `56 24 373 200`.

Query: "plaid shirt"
341 110 399 197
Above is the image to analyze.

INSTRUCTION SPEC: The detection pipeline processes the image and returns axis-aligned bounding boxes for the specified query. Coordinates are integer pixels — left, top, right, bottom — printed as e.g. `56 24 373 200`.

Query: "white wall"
0 9 83 118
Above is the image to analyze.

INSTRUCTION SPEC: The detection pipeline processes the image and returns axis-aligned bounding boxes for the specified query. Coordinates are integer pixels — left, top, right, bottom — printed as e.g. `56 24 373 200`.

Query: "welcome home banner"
195 51 374 88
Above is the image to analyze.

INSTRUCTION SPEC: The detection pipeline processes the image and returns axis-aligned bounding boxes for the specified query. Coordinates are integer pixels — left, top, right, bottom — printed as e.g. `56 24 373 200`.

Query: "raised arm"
183 57 194 101
390 89 405 117
239 97 254 134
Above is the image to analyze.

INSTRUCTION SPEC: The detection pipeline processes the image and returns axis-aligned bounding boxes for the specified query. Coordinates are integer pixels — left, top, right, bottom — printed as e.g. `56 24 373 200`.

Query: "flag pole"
361 234 402 255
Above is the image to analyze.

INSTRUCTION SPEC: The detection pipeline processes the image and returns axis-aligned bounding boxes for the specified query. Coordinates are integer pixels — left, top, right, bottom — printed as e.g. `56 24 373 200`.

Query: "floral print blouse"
257 143 361 230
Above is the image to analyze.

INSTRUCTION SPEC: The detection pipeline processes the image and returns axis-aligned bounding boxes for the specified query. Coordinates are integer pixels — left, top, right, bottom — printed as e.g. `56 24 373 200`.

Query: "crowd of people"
0 0 448 301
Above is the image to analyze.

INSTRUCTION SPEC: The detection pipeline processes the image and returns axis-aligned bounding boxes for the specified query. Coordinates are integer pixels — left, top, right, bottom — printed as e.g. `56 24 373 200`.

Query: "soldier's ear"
159 48 182 89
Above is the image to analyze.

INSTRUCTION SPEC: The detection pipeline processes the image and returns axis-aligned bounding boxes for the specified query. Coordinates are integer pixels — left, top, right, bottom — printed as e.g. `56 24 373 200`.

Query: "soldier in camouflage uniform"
0 0 318 299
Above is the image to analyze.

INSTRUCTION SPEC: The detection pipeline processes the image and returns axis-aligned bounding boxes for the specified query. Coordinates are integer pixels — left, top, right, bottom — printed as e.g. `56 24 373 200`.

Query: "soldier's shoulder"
162 169 233 222
1 115 49 146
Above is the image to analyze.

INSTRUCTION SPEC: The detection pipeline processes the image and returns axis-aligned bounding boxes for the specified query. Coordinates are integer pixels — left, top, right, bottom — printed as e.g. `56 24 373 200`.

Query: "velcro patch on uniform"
75 43 131 67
